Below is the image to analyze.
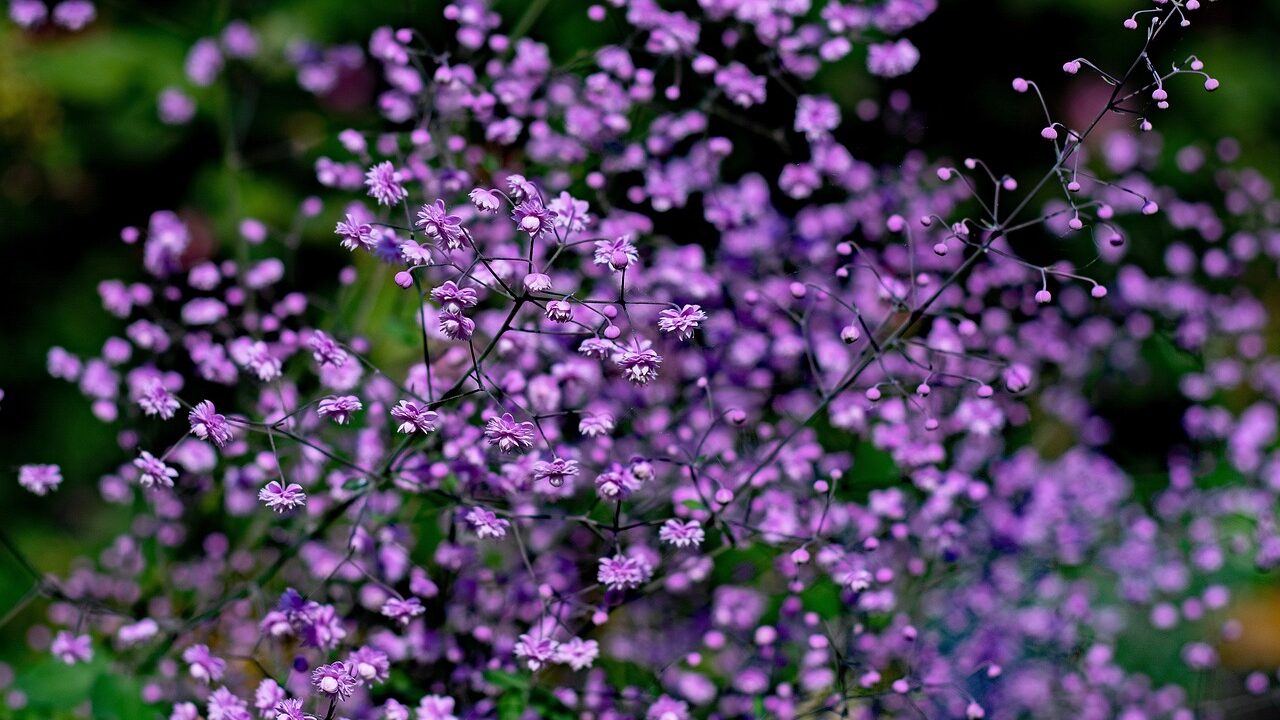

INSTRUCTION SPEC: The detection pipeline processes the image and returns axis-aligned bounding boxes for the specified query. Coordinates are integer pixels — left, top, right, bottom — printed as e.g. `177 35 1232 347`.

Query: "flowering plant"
6 1 1280 719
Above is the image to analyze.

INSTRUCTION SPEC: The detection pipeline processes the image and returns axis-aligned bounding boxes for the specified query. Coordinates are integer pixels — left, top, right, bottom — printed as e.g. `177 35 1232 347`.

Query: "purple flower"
464 507 510 539
660 519 705 548
657 304 707 340
137 380 179 419
484 413 536 453
511 199 555 237
347 646 390 685
229 338 282 382
544 300 573 323
578 413 614 437
182 644 226 684
9 0 47 28
206 687 250 720
554 637 599 670
416 695 458 720
365 161 407 206
593 235 640 271
390 400 438 434
867 39 921 78
417 200 466 249
468 187 501 213
317 394 362 424
615 338 663 385
311 662 357 701
647 696 690 720
438 310 475 341
335 214 375 251
186 38 224 86
158 87 196 125
273 698 307 720
380 596 425 625
134 451 178 488
18 464 62 496
513 634 559 671
253 679 284 717
308 330 349 367
795 95 841 139
52 1 95 30
532 457 579 487
51 631 92 665
597 554 651 592
430 281 479 311
523 272 552 293
259 481 307 512
189 400 233 447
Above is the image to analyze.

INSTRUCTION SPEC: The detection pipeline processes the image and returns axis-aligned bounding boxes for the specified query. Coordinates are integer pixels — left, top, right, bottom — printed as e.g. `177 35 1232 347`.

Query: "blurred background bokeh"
1 0 1278 717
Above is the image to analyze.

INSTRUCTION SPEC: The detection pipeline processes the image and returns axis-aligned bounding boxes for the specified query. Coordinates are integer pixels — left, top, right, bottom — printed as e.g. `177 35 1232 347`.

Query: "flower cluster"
9 1 1279 719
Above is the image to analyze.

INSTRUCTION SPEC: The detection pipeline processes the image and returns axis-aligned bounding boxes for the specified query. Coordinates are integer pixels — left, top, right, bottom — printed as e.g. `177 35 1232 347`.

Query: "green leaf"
496 691 527 720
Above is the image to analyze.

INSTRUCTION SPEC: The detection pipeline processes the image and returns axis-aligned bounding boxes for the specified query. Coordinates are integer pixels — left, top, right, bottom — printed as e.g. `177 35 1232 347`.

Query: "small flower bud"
1041 126 1059 140
840 325 861 344
1011 77 1029 93
1035 289 1052 304
394 271 414 289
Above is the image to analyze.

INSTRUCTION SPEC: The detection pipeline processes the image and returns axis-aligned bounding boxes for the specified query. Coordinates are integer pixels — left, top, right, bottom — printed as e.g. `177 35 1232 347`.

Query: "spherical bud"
726 409 746 425
1097 204 1113 219
936 168 952 181
714 488 733 504
1140 120 1153 132
1204 77 1219 91
1011 77 1029 93
1068 217 1083 231
1141 201 1159 215
924 418 939 431
1062 61 1080 74
976 384 994 398
865 387 881 402
886 214 906 233
1003 364 1032 393
1091 285 1108 298
1108 232 1125 247
587 5 606 21
791 548 810 564
610 250 630 269
916 383 931 396
893 679 910 694
1041 126 1059 140
1123 18 1139 29
1002 177 1018 191
394 271 414 289
789 282 807 299
932 242 948 256
1034 289 1052 304
1067 181 1081 192
1152 88 1168 102
840 325 861 344
603 325 621 340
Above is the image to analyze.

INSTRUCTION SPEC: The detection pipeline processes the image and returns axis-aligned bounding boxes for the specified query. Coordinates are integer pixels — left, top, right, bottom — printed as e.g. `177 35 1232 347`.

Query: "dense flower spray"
9 1 1280 719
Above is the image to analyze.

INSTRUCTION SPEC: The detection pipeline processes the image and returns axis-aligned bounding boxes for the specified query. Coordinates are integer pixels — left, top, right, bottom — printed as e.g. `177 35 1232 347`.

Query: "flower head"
259 481 307 512
484 413 536 453
657 305 707 340
311 662 358 701
51 631 92 665
365 161 407 206
18 464 62 496
317 395 363 424
391 400 438 434
134 451 178 488
189 401 233 447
